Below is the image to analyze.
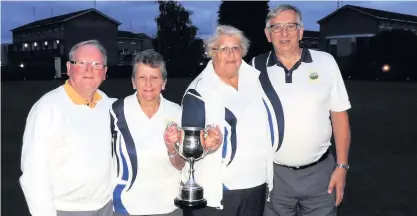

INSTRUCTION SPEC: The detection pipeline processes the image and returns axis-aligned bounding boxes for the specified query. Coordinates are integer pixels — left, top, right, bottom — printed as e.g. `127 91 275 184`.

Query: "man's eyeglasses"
69 60 106 70
212 45 243 54
268 23 300 33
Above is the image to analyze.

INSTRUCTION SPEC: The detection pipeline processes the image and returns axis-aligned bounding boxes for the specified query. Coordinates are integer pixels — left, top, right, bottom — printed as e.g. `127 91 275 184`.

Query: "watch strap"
336 163 350 170
168 151 178 158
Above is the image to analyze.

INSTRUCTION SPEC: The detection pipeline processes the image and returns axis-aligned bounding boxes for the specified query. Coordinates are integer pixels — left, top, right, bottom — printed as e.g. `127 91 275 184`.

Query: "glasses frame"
69 60 107 70
212 45 243 54
268 23 300 33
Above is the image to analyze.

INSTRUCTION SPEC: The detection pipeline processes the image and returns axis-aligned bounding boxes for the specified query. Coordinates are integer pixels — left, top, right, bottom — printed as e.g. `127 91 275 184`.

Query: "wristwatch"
336 163 350 170
168 151 178 159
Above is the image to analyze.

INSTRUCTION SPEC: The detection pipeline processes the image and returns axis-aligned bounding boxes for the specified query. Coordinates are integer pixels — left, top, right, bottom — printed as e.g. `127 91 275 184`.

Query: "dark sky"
2 1 417 44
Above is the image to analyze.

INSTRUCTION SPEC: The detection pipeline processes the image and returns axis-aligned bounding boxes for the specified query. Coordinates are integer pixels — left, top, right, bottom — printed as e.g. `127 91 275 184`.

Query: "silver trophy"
171 125 212 209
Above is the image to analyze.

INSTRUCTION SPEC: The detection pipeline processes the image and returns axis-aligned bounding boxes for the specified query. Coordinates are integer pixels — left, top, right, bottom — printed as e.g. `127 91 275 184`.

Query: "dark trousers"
183 183 266 216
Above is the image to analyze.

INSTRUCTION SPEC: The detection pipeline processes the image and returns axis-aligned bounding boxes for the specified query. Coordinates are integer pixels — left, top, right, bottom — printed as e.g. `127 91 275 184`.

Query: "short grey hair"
68 40 108 65
266 4 304 28
132 49 167 81
204 25 251 58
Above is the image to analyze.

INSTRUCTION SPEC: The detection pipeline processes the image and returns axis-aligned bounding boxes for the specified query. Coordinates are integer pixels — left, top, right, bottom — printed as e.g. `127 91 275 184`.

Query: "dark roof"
317 4 417 24
118 30 138 38
136 33 152 39
118 31 152 39
303 30 319 38
11 8 121 32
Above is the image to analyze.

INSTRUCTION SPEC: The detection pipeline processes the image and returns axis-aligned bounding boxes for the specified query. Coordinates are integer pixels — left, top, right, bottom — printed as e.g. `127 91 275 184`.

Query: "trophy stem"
188 158 196 185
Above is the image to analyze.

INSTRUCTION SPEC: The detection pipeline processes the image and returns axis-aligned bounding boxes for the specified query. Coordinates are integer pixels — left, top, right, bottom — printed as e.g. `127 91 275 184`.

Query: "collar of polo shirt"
267 47 313 67
63 80 102 108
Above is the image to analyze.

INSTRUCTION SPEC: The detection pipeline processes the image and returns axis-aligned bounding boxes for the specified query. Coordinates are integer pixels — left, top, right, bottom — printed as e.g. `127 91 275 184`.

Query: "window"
53 40 59 49
351 41 356 54
43 41 49 50
379 21 384 29
32 42 40 50
22 43 29 51
328 39 338 57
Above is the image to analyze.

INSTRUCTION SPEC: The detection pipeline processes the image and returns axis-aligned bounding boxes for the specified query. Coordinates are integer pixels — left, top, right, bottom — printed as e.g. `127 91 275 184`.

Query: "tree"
217 1 271 62
154 1 204 77
345 29 417 81
369 29 417 81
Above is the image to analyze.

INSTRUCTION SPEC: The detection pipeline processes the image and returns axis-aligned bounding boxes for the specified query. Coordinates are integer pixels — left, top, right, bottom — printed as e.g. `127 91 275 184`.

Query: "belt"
278 149 330 170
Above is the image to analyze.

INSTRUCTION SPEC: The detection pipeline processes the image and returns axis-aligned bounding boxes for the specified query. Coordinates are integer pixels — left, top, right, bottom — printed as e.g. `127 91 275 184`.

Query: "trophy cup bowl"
173 126 211 209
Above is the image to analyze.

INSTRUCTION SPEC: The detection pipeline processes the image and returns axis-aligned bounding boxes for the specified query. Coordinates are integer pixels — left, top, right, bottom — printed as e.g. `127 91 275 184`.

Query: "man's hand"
327 167 347 206
201 125 223 151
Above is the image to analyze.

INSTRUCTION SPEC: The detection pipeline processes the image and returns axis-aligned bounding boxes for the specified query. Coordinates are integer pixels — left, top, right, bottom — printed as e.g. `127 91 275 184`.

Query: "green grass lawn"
2 79 416 216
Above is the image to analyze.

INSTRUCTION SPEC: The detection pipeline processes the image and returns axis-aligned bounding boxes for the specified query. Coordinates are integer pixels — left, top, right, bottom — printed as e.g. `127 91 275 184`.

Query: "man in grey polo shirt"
251 4 351 216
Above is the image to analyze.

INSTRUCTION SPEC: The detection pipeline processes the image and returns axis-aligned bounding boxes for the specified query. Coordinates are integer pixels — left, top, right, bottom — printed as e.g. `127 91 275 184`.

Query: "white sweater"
20 85 115 216
181 60 275 209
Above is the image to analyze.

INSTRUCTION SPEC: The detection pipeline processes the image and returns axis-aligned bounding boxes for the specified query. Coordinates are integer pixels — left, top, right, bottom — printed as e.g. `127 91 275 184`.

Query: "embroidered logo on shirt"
309 72 319 80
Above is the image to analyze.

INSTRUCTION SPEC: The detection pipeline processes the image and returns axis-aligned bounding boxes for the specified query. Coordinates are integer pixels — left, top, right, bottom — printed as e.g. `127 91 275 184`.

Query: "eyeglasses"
212 45 243 54
69 60 106 70
268 23 300 33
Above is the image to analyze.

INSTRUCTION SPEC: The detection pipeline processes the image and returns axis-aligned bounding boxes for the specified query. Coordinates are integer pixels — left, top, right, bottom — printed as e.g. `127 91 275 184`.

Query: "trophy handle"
167 122 187 160
196 147 211 162
195 124 214 162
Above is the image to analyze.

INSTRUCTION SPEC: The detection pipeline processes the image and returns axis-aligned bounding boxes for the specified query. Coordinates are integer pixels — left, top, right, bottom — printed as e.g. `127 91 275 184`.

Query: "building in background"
1 43 11 66
301 30 320 50
318 4 417 57
9 8 120 78
118 30 153 65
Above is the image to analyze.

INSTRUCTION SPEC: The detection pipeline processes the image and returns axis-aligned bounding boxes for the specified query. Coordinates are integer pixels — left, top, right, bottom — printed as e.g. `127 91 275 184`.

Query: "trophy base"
174 198 207 209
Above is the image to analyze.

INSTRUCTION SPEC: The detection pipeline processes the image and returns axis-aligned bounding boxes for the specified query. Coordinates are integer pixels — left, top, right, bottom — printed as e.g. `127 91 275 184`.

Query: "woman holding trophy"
110 50 218 216
165 25 276 216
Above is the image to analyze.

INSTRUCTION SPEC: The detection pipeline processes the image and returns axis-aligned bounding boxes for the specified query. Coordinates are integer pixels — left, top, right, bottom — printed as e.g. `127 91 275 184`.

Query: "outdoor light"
382 64 390 72
24 43 28 48
34 42 38 46
56 40 60 44
45 41 48 45
20 63 24 68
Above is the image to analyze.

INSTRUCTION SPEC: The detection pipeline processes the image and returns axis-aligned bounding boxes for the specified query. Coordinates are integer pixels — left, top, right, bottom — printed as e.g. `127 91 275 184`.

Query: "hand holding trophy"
165 123 222 209
164 122 183 153
201 125 222 152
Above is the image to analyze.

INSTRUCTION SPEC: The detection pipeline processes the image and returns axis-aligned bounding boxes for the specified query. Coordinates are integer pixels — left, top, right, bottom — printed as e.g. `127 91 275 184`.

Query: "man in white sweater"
20 40 115 216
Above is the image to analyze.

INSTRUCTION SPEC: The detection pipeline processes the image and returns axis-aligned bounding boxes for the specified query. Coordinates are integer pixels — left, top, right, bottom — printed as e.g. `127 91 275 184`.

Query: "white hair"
266 4 304 28
204 25 251 58
68 39 108 65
